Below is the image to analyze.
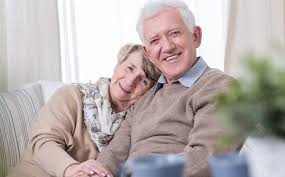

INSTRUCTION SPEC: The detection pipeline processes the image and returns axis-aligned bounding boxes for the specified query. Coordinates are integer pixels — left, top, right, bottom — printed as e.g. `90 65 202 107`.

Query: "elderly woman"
7 44 160 177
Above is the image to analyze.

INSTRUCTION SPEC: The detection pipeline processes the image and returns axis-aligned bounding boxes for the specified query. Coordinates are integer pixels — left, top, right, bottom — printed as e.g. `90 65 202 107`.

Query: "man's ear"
193 26 202 48
143 46 155 64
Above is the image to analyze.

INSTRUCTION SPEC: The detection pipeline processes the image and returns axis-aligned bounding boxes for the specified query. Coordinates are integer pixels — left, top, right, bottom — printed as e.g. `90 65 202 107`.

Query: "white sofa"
0 81 64 176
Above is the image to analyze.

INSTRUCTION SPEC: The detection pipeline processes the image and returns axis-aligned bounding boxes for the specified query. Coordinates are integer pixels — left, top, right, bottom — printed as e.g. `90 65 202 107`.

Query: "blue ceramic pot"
119 154 185 177
209 152 249 177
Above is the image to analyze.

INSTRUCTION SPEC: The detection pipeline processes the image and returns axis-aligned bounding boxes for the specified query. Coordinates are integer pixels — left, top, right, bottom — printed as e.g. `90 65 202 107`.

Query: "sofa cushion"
38 80 65 102
0 83 44 176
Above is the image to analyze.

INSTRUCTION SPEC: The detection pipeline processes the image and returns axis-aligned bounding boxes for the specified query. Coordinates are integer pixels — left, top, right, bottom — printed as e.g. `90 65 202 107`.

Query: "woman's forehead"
124 52 143 66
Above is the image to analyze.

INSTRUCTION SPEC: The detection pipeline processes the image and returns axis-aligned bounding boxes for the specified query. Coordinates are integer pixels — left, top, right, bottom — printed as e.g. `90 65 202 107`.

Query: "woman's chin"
113 93 129 102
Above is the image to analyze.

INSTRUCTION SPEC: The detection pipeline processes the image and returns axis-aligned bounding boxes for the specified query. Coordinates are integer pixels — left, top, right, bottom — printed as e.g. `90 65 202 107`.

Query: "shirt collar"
155 57 208 92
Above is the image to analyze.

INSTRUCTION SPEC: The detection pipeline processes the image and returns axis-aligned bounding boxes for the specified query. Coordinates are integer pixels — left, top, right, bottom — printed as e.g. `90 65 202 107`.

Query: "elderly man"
77 0 234 177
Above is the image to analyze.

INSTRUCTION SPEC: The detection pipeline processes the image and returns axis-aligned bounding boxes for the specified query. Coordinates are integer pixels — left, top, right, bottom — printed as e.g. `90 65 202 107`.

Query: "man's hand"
64 160 113 177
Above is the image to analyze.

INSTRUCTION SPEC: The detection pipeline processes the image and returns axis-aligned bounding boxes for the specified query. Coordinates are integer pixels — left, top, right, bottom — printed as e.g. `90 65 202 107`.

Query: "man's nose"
161 37 175 52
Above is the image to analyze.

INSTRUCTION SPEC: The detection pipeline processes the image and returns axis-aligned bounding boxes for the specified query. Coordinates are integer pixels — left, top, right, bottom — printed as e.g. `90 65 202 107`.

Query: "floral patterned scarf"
73 78 126 151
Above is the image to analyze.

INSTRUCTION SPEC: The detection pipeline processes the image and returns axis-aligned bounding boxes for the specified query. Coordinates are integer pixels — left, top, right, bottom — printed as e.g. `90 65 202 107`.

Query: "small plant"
216 52 285 148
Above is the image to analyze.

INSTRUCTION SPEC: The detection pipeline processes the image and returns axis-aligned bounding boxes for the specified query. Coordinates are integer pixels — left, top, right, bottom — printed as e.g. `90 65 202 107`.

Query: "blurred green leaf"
217 51 285 148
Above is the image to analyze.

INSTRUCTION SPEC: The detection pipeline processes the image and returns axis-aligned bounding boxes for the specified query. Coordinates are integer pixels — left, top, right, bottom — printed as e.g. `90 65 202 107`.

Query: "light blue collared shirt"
155 57 208 93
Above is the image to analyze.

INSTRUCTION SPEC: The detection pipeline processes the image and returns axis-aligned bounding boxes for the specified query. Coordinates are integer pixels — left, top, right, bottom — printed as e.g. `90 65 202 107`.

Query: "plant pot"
245 137 285 177
208 152 249 177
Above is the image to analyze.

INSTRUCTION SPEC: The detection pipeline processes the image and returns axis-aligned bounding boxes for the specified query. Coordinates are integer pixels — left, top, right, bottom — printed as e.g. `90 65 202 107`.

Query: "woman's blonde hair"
117 43 161 83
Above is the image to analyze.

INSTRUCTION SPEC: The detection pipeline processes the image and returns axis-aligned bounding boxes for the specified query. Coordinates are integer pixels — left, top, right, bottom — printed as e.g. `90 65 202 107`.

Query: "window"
58 0 228 83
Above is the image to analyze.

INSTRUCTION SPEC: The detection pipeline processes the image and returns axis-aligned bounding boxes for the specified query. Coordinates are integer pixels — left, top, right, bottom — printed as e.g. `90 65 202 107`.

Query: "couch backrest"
0 83 44 176
38 80 65 103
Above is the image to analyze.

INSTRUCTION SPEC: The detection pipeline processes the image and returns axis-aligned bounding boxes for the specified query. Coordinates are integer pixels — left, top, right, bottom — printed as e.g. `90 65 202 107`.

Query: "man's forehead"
143 8 184 39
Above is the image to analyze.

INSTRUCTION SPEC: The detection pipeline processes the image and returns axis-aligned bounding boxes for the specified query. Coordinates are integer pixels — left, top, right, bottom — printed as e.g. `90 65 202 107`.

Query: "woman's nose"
126 74 138 87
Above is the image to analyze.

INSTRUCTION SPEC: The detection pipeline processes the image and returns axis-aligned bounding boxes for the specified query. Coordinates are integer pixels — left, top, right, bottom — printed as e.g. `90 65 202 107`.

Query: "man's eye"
171 31 181 37
128 66 133 71
150 39 159 45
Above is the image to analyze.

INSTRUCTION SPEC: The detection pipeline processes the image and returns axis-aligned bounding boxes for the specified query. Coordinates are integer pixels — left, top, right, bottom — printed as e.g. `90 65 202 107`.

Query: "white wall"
5 0 62 90
225 0 285 77
0 0 7 92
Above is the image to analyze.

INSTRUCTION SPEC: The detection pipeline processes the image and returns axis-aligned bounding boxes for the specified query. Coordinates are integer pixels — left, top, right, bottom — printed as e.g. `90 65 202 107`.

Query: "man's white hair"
136 0 196 43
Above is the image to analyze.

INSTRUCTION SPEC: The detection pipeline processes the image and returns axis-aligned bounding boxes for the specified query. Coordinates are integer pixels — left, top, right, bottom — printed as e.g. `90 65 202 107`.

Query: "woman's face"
110 51 153 107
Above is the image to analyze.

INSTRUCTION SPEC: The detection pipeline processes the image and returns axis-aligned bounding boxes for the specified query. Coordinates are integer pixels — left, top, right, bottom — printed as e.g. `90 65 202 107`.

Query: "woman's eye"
141 79 149 86
127 66 133 72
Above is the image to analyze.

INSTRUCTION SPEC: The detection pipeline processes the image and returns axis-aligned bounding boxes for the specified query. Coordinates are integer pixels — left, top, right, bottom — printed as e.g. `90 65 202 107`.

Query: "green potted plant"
215 51 285 177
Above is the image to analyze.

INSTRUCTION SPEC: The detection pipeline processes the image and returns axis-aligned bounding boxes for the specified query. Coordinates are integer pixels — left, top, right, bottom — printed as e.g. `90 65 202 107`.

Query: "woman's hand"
64 160 113 177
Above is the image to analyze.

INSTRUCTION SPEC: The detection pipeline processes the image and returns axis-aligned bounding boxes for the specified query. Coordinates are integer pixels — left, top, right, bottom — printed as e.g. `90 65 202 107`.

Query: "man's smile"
161 52 182 61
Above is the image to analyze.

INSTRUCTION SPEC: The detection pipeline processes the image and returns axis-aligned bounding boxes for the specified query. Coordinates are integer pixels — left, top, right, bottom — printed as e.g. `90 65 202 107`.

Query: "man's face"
143 8 202 83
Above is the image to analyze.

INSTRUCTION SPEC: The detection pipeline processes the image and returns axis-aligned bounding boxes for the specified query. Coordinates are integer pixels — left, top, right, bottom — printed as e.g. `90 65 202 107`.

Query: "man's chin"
164 73 184 82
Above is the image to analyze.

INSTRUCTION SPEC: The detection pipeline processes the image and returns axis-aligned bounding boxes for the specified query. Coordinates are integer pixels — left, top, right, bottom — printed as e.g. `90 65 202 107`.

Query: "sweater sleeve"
96 106 134 176
29 85 83 177
182 73 234 177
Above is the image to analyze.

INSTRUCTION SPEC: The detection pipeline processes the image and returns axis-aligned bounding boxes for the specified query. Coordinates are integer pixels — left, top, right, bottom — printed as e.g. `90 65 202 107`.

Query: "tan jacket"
8 86 99 177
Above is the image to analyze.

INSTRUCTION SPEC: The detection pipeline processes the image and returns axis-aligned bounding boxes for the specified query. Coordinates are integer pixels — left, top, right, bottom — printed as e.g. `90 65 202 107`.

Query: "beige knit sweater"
8 86 99 177
97 68 234 177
